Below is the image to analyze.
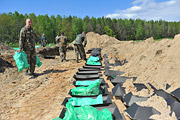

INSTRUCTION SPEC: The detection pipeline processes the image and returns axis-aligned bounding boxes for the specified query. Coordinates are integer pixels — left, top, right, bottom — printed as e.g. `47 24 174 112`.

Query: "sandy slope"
86 32 180 92
86 32 180 119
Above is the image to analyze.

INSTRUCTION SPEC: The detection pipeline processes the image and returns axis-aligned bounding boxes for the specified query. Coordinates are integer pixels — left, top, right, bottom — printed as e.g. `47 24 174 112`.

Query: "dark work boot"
29 73 38 79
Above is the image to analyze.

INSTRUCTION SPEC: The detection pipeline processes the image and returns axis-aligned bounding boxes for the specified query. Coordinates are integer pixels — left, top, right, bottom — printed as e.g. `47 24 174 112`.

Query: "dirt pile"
0 43 16 72
0 43 14 55
86 32 180 92
36 46 59 57
86 32 131 60
114 35 180 92
86 32 119 51
86 32 180 119
36 44 73 57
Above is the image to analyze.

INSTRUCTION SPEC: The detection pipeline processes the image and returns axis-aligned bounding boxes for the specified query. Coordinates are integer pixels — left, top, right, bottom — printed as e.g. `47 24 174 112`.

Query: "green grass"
154 38 173 41
6 42 57 48
6 43 19 48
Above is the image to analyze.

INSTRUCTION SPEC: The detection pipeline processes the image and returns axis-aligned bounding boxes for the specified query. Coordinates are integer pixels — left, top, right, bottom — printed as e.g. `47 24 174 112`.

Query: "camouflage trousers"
74 44 86 60
24 50 36 74
59 46 67 61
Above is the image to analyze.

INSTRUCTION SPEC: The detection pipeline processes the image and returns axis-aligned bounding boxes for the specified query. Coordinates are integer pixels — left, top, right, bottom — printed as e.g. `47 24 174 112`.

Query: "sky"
0 0 180 21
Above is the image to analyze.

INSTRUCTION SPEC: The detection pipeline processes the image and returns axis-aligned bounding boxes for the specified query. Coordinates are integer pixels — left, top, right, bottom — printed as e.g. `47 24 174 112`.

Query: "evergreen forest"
0 11 180 44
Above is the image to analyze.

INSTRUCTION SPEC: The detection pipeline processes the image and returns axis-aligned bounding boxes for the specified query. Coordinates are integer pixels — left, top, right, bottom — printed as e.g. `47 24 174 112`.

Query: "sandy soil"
0 50 85 120
1 32 180 120
85 32 180 120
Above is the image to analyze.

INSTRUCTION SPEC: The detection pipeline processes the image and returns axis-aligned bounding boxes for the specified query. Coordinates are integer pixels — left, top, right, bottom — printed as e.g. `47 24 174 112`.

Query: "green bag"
68 94 103 106
86 56 101 65
75 79 100 86
36 54 42 67
71 81 100 96
13 50 42 71
53 102 112 120
13 48 20 50
13 51 30 71
112 76 116 78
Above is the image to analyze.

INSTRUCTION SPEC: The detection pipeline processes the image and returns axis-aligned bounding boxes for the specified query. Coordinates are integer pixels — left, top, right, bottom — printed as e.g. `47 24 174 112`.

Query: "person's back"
74 34 87 45
74 32 87 63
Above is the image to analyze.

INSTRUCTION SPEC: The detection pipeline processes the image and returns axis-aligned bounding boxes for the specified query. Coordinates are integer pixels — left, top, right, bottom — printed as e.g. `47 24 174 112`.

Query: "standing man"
74 32 87 63
19 18 37 76
41 33 47 47
56 32 68 62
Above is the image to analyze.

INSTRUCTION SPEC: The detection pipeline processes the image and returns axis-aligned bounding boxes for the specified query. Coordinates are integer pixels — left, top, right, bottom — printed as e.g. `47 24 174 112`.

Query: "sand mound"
86 32 180 92
174 33 180 40
86 32 119 50
86 32 180 119
0 43 15 72
0 58 13 72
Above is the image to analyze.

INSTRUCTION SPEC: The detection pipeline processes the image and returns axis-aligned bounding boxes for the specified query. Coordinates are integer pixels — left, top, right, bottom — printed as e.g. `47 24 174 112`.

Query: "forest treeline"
0 11 180 44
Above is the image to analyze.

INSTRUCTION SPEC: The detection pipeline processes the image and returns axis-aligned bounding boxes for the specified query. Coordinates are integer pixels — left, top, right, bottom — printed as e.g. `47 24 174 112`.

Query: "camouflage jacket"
56 35 68 46
74 34 87 45
19 26 37 51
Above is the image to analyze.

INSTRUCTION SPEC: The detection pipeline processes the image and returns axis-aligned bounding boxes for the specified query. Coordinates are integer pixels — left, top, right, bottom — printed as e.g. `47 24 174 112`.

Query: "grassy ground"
7 43 57 48
6 43 19 48
154 38 173 41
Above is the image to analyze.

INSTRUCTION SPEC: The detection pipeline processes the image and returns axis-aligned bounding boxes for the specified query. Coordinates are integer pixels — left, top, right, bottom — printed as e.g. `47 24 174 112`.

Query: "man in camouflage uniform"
19 18 37 76
74 32 87 63
56 32 68 62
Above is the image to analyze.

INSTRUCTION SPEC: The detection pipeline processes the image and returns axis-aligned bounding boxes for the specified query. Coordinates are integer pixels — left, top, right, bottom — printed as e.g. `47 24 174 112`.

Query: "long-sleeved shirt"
74 34 87 45
19 26 37 51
